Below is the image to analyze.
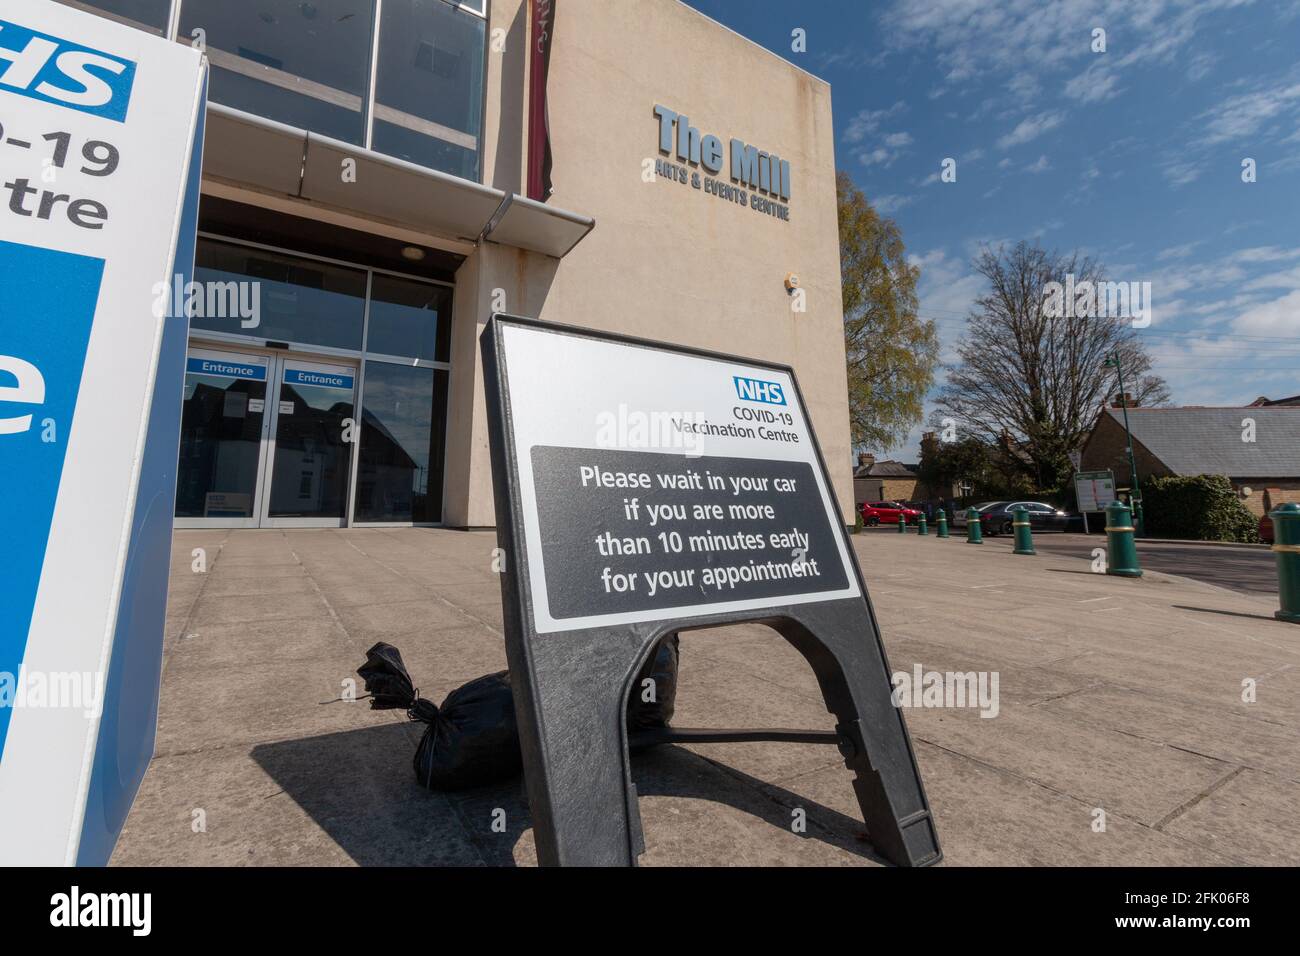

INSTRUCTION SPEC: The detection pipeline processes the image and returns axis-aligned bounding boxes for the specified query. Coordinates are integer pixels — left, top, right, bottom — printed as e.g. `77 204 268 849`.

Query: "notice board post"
1074 469 1117 535
0 1 207 864
482 315 941 867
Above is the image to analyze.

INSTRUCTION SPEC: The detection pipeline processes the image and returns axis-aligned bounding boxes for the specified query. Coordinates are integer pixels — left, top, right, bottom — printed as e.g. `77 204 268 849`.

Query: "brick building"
852 454 921 504
1080 405 1300 517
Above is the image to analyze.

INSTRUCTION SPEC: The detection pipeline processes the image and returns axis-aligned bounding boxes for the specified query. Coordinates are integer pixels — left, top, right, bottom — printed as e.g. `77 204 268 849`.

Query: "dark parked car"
978 501 1072 535
951 501 1003 529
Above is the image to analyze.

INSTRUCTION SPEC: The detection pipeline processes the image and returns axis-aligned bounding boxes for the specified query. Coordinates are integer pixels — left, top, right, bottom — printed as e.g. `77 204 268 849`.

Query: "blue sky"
683 0 1300 460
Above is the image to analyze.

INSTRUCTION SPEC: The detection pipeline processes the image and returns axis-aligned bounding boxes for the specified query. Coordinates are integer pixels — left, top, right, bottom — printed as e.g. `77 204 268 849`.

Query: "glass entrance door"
175 348 271 527
260 358 357 527
175 349 357 528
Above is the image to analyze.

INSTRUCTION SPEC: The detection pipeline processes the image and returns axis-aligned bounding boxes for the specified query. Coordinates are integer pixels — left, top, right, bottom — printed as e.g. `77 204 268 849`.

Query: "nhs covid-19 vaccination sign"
0 1 206 865
481 317 941 867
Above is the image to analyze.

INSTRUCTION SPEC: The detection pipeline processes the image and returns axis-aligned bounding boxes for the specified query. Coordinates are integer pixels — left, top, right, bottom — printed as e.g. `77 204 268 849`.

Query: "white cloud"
1232 289 1300 334
1007 72 1040 101
997 110 1064 149
1161 158 1202 186
910 247 986 363
1186 51 1217 82
873 193 916 215
1025 154 1051 173
1156 240 1204 261
843 101 907 143
1199 79 1300 145
878 0 1248 104
857 135 913 167
1064 62 1123 104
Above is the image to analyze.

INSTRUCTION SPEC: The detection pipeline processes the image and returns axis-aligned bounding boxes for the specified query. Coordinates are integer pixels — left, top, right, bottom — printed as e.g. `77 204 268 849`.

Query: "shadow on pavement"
252 725 884 866
1173 605 1280 623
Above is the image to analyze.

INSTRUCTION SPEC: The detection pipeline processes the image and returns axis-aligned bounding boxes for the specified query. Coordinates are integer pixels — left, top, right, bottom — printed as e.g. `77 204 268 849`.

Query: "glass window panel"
267 362 356 518
179 0 376 145
58 0 171 34
192 239 367 351
355 362 448 522
366 274 451 361
175 352 268 518
372 0 484 179
371 120 479 180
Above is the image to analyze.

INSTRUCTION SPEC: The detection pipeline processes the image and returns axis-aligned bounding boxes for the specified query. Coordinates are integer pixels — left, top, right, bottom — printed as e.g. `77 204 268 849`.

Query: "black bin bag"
356 635 679 791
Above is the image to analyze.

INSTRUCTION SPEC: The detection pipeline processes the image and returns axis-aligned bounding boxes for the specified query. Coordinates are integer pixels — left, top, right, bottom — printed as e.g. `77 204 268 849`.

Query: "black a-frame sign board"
481 314 941 867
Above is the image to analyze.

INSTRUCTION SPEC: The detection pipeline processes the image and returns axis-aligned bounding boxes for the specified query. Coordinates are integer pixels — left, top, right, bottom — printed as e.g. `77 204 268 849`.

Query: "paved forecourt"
111 526 1300 866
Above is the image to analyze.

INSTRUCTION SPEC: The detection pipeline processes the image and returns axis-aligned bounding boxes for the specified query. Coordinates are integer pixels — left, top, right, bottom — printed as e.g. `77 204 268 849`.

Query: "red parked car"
860 501 922 526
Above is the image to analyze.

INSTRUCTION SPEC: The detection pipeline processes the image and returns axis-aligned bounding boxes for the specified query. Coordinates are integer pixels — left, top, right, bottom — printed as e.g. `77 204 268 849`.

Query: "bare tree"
934 241 1170 490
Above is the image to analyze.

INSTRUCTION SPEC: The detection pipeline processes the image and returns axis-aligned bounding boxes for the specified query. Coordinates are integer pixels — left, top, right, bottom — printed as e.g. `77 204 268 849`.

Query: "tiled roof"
853 459 918 478
1104 406 1300 477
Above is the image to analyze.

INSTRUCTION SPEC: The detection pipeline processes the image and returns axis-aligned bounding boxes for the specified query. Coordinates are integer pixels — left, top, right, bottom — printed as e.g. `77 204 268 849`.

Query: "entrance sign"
1074 470 1116 513
482 315 942 866
0 1 207 864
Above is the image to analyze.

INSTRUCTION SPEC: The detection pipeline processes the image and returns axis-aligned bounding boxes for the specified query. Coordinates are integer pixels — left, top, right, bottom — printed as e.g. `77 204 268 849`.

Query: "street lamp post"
1106 354 1144 537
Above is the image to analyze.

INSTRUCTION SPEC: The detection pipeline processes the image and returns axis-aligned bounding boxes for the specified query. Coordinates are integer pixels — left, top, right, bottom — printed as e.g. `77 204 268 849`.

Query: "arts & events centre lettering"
651 104 791 222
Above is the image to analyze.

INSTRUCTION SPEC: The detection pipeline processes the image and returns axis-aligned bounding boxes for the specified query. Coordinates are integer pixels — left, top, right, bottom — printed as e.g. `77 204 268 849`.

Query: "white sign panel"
0 0 207 864
1074 470 1116 513
499 323 860 635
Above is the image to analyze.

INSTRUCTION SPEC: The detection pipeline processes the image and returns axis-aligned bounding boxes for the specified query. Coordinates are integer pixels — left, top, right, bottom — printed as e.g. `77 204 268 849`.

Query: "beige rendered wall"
444 0 851 526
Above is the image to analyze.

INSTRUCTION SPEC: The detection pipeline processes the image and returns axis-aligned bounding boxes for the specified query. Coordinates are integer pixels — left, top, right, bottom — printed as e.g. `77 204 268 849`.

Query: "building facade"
852 454 921 505
1081 405 1300 517
57 0 851 529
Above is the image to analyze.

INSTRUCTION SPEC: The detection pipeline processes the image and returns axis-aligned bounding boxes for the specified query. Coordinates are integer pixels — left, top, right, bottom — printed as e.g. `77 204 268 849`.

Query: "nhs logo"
0 19 135 122
733 376 786 406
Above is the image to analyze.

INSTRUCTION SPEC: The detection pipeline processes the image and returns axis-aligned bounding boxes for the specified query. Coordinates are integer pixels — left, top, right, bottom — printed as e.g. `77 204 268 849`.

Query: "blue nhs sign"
0 19 136 122
733 375 787 406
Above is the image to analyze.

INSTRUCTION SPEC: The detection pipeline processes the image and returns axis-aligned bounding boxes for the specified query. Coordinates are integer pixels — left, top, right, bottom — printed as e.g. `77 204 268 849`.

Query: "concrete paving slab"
1038 684 1300 784
781 742 1237 866
329 598 483 639
189 591 330 627
154 651 384 756
671 651 843 783
1161 768 1300 866
907 698 1231 826
112 724 487 866
165 617 353 670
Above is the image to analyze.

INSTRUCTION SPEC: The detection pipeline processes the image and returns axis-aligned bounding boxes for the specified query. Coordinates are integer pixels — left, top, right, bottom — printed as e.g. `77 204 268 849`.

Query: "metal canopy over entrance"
481 315 942 867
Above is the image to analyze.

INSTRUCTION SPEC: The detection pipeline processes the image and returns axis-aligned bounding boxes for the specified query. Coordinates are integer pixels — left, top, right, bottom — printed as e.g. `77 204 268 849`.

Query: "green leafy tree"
917 434 1030 500
838 171 938 452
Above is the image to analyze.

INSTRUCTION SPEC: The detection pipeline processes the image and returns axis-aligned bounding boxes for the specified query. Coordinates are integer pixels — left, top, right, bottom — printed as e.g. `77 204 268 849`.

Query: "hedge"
1141 474 1261 543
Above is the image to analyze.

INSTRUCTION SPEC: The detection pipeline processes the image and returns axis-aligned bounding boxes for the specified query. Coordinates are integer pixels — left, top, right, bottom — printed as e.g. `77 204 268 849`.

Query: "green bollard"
936 510 949 538
917 513 928 536
1270 502 1300 624
898 513 906 533
1104 500 1142 577
1012 505 1036 555
965 507 983 544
